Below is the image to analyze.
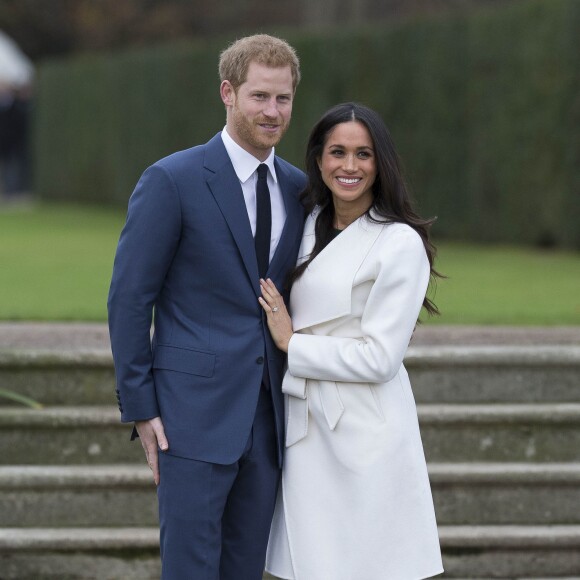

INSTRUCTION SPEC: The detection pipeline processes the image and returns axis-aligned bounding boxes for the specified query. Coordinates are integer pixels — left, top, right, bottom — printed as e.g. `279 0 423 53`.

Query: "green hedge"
34 0 580 248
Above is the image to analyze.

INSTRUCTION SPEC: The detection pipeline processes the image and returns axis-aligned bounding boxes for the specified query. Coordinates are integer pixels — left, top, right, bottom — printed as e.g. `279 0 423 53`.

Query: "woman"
259 103 443 580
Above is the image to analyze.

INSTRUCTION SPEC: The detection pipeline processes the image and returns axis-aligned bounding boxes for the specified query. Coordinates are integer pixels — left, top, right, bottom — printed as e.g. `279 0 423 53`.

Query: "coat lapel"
203 134 259 289
290 211 385 330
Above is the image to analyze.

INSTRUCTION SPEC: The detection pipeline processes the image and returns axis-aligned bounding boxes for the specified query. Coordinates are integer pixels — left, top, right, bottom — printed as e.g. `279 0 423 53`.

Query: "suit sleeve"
287 228 430 384
107 163 182 422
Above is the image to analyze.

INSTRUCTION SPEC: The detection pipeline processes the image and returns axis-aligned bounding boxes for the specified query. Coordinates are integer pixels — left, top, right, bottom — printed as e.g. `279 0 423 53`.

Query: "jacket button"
256 356 264 364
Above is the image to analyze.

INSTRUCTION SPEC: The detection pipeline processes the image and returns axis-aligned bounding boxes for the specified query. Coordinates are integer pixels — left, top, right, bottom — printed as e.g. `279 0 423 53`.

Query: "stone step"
2 404 580 465
1 345 579 407
0 350 115 406
0 406 142 465
419 403 580 462
0 458 158 528
430 463 580 525
0 465 158 527
0 527 161 580
1 526 579 579
439 525 580 578
407 345 580 403
1 463 579 528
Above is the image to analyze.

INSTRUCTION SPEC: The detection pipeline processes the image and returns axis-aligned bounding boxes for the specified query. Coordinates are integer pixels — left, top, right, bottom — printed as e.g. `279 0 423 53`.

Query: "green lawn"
431 242 580 325
1 203 579 324
1 203 126 321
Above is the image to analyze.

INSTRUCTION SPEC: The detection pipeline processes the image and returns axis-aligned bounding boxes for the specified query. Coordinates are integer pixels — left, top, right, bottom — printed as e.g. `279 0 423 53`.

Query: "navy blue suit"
108 133 305 578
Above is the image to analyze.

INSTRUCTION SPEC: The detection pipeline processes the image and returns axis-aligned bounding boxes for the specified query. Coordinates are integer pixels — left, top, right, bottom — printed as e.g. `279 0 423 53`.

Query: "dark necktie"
255 164 271 278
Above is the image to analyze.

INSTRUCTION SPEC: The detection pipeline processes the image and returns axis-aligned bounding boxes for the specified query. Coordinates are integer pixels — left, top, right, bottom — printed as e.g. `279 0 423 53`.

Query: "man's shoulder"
151 133 223 174
154 146 200 171
274 155 305 176
274 156 307 188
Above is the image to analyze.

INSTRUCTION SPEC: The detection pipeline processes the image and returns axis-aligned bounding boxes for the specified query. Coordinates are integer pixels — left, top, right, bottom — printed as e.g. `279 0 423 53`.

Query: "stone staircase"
0 325 579 579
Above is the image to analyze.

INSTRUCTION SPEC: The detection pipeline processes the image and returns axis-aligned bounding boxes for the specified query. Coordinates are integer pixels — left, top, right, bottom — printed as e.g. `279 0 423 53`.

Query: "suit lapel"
267 158 304 281
204 136 304 296
204 134 259 289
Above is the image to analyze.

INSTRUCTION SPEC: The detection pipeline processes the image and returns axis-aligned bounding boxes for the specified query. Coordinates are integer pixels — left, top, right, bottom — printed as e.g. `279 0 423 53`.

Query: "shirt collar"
221 127 278 184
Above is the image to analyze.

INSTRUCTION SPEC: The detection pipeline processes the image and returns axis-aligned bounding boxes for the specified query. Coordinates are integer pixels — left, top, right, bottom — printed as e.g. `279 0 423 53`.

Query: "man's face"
221 61 294 160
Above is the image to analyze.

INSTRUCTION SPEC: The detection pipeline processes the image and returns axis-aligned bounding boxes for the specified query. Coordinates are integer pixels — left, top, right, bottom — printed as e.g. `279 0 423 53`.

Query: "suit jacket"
107 133 306 464
266 210 443 579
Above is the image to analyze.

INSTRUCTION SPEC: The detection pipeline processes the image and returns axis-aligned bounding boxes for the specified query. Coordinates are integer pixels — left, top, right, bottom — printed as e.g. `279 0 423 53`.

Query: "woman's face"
317 120 376 214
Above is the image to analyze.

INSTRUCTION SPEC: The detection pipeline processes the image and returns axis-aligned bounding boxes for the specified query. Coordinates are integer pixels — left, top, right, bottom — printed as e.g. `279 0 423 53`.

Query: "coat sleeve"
107 163 182 422
287 227 430 384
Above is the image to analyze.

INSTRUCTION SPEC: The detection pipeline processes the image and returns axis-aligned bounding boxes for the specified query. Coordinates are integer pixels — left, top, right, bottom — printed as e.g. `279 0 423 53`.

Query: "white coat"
266 210 443 580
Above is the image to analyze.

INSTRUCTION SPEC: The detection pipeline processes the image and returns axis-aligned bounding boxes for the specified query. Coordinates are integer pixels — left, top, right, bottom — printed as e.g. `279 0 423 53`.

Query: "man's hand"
134 417 169 486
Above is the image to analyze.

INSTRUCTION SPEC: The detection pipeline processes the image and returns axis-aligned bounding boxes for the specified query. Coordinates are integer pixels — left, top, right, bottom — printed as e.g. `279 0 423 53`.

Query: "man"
108 35 305 579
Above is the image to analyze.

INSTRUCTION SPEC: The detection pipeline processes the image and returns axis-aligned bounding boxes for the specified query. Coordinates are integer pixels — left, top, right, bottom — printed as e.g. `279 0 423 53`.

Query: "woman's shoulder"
382 220 420 239
373 220 426 256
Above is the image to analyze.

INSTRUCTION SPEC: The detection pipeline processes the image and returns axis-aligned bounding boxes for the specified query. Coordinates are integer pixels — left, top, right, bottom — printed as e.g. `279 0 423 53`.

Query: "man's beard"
231 106 289 152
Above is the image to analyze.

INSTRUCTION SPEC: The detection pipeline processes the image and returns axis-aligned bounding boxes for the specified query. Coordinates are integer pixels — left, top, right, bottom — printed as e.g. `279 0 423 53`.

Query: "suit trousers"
157 386 280 580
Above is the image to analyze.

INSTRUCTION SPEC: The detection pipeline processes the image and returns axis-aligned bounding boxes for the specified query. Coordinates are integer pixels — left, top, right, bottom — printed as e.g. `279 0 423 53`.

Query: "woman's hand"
258 278 293 353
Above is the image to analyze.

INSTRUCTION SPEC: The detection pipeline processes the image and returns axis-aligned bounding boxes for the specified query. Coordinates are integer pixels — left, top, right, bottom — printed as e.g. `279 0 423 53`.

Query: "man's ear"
220 80 235 107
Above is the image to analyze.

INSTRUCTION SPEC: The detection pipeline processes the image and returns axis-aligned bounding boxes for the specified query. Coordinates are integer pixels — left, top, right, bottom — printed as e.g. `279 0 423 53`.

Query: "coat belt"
282 373 345 446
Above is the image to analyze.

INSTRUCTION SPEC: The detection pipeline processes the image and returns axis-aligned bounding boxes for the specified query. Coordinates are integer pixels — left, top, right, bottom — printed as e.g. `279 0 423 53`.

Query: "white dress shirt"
221 127 287 263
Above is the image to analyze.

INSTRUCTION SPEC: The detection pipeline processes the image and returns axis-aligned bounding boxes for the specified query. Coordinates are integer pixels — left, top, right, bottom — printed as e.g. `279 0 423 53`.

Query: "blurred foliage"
1 0 511 61
0 388 42 408
32 0 580 248
0 0 296 60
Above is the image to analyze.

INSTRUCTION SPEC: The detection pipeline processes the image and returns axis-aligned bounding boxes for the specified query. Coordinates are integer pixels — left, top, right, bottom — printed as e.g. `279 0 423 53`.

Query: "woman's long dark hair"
291 102 441 316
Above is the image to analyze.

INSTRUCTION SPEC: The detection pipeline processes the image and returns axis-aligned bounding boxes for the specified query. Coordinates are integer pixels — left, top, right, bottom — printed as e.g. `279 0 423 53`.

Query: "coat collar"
290 209 385 330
